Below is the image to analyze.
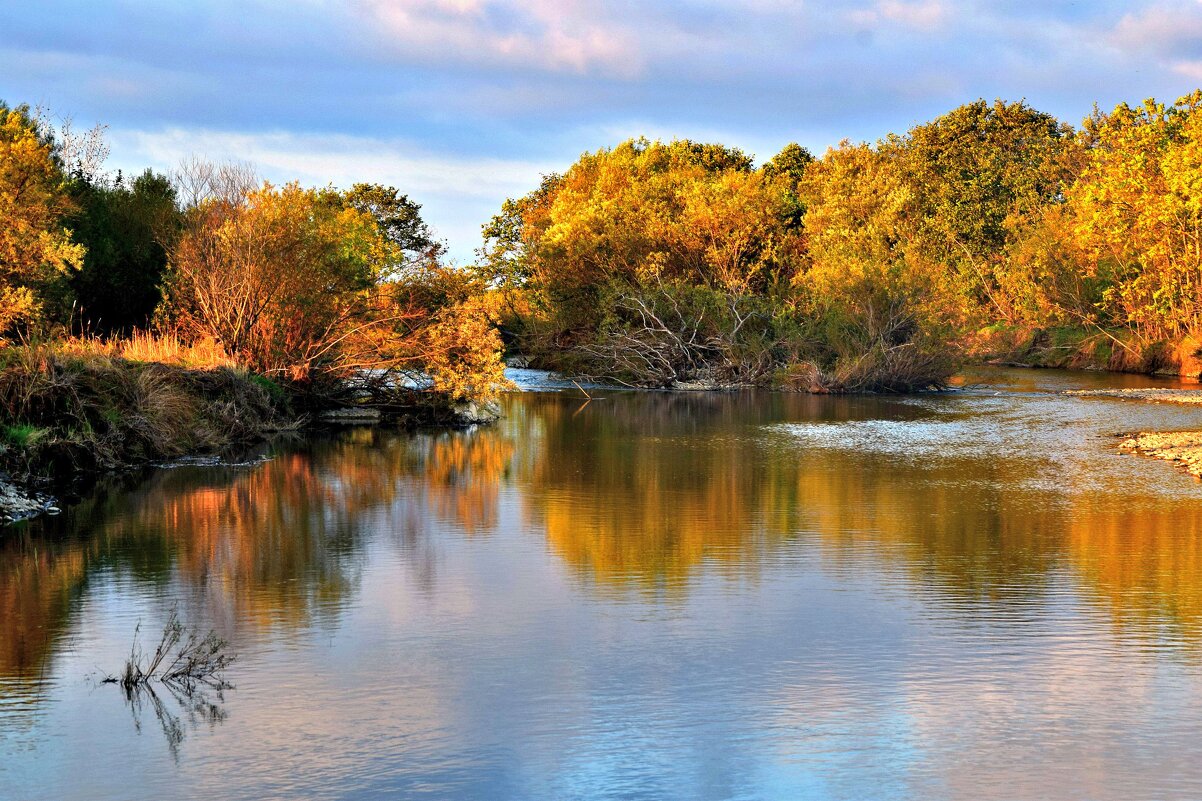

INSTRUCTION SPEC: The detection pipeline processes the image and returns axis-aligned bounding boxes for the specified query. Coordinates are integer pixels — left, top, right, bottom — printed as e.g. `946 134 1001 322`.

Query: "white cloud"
353 0 645 76
876 0 949 29
1172 59 1202 82
848 0 950 31
109 126 556 261
1110 2 1202 57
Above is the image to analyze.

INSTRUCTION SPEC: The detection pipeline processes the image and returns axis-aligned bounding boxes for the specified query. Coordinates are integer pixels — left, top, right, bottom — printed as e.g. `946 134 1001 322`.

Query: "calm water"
4 368 1202 800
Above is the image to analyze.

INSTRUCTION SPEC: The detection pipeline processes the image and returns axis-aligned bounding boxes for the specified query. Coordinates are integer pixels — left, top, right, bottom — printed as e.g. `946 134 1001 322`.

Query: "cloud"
1110 2 1202 59
108 126 556 260
848 0 951 31
7 0 1202 259
353 0 645 76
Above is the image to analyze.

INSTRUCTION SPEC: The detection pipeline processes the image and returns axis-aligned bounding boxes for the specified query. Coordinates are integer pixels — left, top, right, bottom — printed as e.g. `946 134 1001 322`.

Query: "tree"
1066 92 1202 341
163 181 392 377
761 143 813 231
67 170 182 333
0 102 84 334
477 139 808 384
163 176 505 398
341 183 442 270
893 99 1071 323
762 142 813 183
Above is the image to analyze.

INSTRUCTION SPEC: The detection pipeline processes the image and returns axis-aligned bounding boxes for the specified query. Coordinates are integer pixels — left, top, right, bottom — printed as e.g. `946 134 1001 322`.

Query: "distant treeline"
479 91 1202 388
0 101 504 401
5 92 1202 398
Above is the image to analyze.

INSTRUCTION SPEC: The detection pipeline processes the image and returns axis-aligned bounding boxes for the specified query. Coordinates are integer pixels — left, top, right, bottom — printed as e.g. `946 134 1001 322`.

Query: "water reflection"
117 678 230 761
4 379 1202 685
5 372 1202 798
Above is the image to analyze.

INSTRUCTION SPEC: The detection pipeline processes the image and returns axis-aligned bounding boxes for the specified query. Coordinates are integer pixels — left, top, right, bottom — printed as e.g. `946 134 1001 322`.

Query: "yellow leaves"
421 304 508 402
165 177 506 401
0 106 82 334
1066 93 1202 338
0 286 40 333
524 138 799 299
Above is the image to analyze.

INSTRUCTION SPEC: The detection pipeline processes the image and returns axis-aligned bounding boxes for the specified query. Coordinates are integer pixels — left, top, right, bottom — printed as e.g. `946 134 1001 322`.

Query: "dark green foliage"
762 142 814 182
66 170 181 333
340 182 441 268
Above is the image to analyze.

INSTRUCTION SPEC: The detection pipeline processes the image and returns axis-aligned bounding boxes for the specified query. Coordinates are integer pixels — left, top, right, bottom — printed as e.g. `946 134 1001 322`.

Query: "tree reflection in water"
5 384 1202 706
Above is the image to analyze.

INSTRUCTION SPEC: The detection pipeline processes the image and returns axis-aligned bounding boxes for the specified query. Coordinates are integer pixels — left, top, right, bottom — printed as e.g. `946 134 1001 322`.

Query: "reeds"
103 611 235 758
105 610 235 692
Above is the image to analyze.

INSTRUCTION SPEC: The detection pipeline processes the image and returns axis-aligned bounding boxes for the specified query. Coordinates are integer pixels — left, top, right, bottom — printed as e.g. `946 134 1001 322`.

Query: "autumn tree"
163 176 504 399
1066 92 1202 342
893 100 1072 325
479 139 807 384
0 102 84 334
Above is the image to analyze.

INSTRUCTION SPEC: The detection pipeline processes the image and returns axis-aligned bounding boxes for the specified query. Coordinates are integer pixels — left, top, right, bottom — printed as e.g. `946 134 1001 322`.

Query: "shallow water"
4 368 1202 800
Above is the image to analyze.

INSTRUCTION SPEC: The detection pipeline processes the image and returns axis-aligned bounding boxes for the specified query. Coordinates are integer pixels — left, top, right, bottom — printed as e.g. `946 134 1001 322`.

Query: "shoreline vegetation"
7 88 1202 516
0 102 507 522
478 93 1202 392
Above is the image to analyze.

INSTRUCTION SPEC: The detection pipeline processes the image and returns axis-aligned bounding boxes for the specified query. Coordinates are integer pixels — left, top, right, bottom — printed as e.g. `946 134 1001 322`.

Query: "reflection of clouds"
763 625 1200 800
10 375 1202 797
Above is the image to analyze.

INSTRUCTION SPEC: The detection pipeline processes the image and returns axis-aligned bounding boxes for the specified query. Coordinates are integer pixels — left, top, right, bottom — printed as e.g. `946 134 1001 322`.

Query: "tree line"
4 91 1202 397
0 101 504 402
479 91 1202 388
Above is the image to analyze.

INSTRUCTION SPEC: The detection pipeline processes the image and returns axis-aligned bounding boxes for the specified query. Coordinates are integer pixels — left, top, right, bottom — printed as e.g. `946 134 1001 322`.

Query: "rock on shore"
0 479 56 524
1065 388 1202 404
452 400 502 425
1119 431 1202 478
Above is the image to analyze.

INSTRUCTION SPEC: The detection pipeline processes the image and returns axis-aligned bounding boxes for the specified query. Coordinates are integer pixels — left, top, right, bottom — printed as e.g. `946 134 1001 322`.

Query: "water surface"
4 368 1202 800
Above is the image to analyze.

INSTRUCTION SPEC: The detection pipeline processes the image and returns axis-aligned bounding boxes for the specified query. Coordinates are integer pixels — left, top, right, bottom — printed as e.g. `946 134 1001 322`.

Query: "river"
3 367 1202 800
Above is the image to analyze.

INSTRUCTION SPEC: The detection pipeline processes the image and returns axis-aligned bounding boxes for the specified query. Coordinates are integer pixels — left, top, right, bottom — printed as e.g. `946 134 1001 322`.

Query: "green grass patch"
249 373 286 402
3 424 47 449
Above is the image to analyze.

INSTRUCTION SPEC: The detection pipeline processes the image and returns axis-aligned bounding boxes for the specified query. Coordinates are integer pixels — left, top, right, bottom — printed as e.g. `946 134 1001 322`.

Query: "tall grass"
51 329 237 370
0 334 290 477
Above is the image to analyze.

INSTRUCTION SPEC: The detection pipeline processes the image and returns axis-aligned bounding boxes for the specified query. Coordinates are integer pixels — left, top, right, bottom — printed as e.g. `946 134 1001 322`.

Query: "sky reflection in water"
3 369 1202 800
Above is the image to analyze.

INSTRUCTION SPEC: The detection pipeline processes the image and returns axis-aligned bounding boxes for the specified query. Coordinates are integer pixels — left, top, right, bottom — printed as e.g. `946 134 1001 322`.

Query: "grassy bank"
0 338 290 484
967 326 1202 379
0 334 501 523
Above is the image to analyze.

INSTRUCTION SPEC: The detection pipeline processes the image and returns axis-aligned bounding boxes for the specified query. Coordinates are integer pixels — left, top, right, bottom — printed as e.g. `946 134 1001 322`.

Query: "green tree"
894 99 1071 323
340 183 442 269
66 169 181 333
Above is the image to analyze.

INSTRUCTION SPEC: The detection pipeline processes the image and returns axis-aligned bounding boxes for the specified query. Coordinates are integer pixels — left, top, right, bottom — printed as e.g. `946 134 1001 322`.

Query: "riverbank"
0 346 289 523
1060 385 1202 479
969 325 1202 380
0 346 501 525
1064 388 1202 404
1119 431 1202 479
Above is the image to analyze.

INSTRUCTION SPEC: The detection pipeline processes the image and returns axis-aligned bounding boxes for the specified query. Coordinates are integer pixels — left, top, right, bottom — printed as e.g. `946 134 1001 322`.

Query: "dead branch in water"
104 610 235 692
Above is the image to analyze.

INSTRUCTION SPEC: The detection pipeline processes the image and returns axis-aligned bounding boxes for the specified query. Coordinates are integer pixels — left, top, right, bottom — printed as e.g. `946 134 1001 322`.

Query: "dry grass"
51 330 238 370
115 331 237 369
105 610 235 692
0 336 290 477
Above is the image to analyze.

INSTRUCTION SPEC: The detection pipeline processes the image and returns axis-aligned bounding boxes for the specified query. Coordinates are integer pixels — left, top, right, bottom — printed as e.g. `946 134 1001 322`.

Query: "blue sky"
4 0 1202 261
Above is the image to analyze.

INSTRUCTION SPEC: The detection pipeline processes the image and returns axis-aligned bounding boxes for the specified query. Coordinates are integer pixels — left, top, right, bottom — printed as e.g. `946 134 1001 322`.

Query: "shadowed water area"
4 368 1202 800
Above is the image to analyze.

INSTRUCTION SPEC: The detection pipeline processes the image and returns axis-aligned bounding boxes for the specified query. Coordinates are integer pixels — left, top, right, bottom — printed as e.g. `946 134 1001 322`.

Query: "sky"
3 0 1202 261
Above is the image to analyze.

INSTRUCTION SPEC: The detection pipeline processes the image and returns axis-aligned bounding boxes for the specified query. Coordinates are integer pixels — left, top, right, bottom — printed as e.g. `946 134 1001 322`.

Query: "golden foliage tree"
1067 92 1202 342
0 103 84 334
163 178 505 398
